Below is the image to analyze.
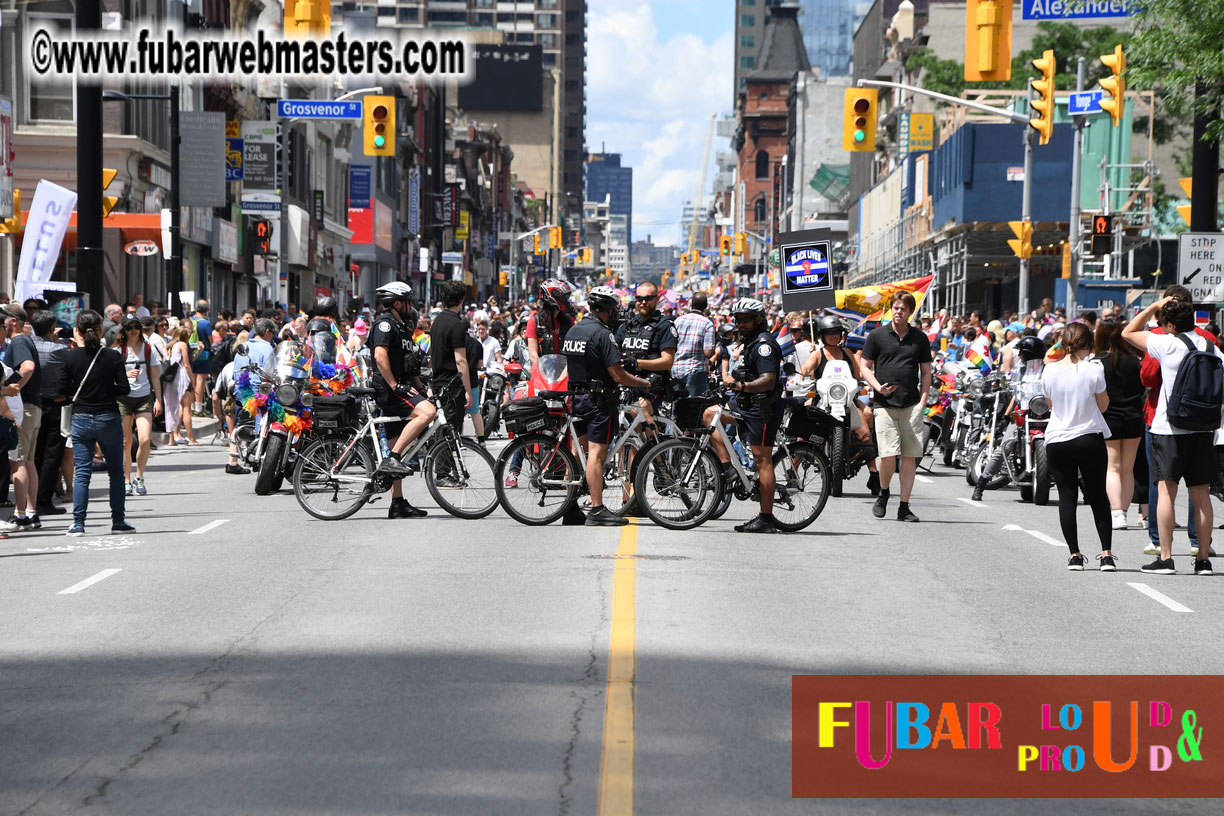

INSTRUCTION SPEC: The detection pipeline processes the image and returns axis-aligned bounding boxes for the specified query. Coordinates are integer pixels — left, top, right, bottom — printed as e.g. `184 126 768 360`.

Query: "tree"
1129 0 1224 145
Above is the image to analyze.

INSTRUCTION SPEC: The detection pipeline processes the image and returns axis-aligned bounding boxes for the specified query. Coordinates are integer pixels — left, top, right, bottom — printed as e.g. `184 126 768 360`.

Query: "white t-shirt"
480 336 502 373
1147 331 1224 436
123 341 164 399
1041 360 1110 445
793 340 814 371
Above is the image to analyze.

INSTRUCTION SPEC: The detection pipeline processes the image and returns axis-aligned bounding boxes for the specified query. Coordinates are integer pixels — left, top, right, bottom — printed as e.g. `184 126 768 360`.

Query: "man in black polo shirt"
430 281 474 433
861 291 932 522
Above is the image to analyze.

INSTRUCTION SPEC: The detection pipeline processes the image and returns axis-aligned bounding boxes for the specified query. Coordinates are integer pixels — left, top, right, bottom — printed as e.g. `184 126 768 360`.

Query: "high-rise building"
385 0 587 213
584 153 632 247
734 0 867 101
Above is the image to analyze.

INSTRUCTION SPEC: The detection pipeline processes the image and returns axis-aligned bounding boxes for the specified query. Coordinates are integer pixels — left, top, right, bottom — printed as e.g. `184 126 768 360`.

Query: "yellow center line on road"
598 519 637 816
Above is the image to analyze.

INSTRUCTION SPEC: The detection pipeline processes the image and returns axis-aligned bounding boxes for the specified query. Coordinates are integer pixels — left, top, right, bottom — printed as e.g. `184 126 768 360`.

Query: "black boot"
971 483 985 502
561 504 587 525
388 497 427 519
866 471 880 496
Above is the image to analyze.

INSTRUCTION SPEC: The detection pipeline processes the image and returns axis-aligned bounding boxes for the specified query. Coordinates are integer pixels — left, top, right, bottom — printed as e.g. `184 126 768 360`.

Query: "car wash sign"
1022 0 1133 19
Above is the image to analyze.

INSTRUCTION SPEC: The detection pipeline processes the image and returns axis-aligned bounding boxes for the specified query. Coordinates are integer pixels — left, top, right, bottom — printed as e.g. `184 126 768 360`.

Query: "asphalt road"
2 439 1222 815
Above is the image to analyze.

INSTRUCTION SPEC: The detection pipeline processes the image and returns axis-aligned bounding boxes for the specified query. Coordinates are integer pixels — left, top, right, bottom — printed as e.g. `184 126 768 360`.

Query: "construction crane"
684 112 716 278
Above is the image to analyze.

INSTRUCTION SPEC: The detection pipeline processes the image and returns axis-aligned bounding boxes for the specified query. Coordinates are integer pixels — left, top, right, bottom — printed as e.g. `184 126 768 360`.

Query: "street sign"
276 100 362 120
1068 91 1103 116
1023 1 1133 20
1179 233 1224 303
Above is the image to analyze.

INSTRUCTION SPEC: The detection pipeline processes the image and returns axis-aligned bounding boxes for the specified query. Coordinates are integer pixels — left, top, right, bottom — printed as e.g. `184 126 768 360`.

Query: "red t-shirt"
1140 326 1219 427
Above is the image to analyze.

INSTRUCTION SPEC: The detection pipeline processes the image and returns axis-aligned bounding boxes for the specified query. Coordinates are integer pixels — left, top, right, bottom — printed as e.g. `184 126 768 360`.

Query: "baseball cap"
353 317 368 337
0 303 28 322
1006 321 1025 333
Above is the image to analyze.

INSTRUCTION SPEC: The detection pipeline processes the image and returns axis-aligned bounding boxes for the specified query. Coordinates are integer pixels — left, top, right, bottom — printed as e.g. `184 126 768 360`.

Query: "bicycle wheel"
770 440 831 531
424 435 499 519
602 438 640 516
495 434 581 525
633 438 723 531
293 436 375 521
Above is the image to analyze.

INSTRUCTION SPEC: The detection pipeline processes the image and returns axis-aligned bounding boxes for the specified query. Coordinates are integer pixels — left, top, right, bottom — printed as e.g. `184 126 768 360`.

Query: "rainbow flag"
774 324 796 356
965 346 993 375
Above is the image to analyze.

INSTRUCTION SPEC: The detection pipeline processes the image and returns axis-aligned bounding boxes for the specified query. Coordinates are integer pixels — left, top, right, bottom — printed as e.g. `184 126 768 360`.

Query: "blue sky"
586 1 734 247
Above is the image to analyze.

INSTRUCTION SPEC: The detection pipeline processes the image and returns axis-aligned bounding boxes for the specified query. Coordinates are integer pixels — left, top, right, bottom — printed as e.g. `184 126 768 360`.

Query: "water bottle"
377 423 391 460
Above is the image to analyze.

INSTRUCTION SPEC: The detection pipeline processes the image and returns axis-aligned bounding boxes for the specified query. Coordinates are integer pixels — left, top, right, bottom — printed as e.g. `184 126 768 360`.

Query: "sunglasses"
634 295 657 303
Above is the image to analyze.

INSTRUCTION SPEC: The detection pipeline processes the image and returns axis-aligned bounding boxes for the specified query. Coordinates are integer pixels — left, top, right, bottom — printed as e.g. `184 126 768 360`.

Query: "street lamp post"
103 86 181 316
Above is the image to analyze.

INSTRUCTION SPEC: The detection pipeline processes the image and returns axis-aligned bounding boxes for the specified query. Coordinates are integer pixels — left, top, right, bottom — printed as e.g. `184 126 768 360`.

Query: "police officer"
616 281 678 420
564 286 651 527
369 281 435 519
703 298 786 533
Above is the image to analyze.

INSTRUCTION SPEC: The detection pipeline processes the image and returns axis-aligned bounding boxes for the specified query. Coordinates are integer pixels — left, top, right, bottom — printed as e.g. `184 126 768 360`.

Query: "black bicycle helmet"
1016 335 1046 362
717 322 737 343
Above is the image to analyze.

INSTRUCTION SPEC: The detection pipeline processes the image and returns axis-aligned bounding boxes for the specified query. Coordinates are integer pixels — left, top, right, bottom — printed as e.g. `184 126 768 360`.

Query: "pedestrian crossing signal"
1091 214 1112 256
250 217 272 256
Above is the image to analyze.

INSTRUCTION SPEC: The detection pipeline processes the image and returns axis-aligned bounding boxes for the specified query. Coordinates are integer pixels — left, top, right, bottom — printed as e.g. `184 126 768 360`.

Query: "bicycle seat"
346 386 376 397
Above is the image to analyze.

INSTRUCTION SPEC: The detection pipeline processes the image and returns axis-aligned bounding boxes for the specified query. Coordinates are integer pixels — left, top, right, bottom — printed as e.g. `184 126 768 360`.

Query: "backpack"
1167 334 1224 432
188 318 212 361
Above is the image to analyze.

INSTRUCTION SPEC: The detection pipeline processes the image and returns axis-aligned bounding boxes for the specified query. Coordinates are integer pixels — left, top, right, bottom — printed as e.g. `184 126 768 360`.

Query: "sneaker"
125 481 135 497
66 523 85 537
111 522 136 533
13 515 34 532
26 515 41 530
225 463 251 475
1141 557 1176 574
897 503 920 523
734 514 777 534
1097 554 1118 572
1067 553 1087 571
1143 542 1161 556
374 456 413 479
504 473 519 489
585 506 628 527
872 489 890 519
388 499 427 519
1138 516 1148 530
134 477 147 496
1111 510 1126 530
1195 559 1213 575
0 515 21 534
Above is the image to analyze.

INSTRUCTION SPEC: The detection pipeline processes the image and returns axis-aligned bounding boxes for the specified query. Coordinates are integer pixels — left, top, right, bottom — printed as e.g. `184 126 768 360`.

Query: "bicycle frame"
685 400 798 497
322 395 463 484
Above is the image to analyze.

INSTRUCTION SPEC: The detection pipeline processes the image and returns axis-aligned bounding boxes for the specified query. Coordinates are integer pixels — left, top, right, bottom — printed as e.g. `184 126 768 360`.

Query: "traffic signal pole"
1190 80 1220 232
1067 57 1085 318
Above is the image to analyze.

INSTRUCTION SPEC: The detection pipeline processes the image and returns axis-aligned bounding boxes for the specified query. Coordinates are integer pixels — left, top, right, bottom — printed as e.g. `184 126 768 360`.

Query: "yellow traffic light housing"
533 234 541 255
0 189 19 234
842 88 878 152
964 0 1013 83
549 226 562 249
1029 49 1056 146
1098 44 1126 128
1007 220 1033 259
101 168 119 217
1177 177 1192 226
363 95 395 157
719 235 732 256
284 0 331 37
735 232 747 256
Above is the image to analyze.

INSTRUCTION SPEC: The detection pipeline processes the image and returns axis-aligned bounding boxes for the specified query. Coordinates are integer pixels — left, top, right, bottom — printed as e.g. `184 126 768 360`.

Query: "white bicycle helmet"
731 297 765 316
375 281 413 308
586 286 620 313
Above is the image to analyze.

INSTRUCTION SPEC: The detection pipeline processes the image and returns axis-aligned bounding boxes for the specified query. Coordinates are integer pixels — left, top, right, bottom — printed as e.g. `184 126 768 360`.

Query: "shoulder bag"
61 348 105 438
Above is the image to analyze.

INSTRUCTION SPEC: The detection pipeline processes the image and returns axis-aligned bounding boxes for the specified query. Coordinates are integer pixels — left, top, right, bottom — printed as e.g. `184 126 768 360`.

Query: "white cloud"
587 1 733 246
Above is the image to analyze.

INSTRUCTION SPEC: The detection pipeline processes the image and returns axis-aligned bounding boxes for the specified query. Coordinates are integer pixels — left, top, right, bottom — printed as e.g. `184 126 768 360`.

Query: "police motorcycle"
972 341 1051 504
938 357 981 468
786 355 873 499
233 338 314 495
962 373 1013 489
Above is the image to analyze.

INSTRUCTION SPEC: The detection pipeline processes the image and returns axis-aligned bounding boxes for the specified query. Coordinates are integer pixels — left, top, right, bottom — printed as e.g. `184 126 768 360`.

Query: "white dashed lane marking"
1002 523 1063 547
57 569 122 595
189 519 231 536
957 497 986 508
1127 582 1193 613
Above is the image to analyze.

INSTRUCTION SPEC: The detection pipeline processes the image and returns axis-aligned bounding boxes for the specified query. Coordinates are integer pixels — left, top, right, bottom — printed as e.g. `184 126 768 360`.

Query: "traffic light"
719 235 732 256
1007 220 1033 259
0 190 19 234
964 0 1013 82
1098 44 1126 128
363 95 395 156
549 226 562 249
284 0 331 37
102 168 118 217
735 232 747 256
1090 214 1112 256
499 270 508 287
250 217 272 255
680 252 688 266
842 88 878 152
533 234 541 255
661 271 669 287
1029 49 1055 146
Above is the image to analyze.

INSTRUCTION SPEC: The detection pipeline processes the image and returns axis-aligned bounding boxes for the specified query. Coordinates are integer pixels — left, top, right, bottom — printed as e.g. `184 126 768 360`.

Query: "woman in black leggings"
1039 323 1115 570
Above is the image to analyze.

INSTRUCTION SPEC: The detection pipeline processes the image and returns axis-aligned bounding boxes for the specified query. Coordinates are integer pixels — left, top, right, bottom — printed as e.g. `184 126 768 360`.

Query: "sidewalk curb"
154 415 223 446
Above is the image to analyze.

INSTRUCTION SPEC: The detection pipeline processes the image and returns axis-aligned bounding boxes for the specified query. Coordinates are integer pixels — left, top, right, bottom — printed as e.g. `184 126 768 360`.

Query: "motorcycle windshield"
274 340 310 382
309 331 339 367
528 354 568 394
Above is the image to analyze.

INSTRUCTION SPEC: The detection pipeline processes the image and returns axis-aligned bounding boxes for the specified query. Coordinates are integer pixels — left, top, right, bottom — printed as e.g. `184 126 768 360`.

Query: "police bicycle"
631 386 832 531
493 383 681 525
291 385 498 521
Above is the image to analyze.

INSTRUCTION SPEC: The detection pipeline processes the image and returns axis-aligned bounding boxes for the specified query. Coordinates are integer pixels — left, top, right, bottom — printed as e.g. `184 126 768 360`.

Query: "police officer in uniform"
616 280 678 420
564 286 651 527
703 298 786 533
369 281 435 519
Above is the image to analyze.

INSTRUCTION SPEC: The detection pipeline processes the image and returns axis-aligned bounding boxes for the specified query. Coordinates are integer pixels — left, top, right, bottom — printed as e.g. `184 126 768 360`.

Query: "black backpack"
1167 334 1224 432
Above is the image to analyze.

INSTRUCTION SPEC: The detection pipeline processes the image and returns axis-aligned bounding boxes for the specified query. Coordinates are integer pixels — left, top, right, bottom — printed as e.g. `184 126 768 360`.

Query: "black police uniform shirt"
562 316 620 388
737 328 784 412
616 312 679 366
368 310 419 401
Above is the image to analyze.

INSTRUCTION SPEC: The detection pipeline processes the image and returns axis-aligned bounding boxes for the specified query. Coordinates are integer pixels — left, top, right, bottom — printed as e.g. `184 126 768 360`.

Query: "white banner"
16 179 77 301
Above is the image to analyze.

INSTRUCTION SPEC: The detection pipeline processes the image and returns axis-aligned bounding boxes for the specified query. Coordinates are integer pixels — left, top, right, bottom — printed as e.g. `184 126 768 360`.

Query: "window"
754 198 767 223
475 12 493 26
739 56 755 70
565 33 581 45
543 52 557 66
755 150 770 180
399 7 418 23
740 35 754 49
538 0 558 8
474 0 494 6
539 33 557 49
742 0 755 4
740 14 755 27
537 13 556 28
25 13 75 123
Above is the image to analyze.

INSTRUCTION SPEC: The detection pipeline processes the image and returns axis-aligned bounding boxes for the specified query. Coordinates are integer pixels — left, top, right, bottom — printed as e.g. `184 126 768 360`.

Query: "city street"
3 441 1223 815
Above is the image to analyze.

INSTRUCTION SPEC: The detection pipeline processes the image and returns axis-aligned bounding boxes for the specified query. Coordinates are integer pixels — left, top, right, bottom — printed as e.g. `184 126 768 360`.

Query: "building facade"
584 152 633 248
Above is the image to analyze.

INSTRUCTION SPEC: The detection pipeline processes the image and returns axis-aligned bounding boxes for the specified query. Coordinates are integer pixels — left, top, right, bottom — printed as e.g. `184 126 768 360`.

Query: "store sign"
216 219 238 264
407 167 421 235
0 96 12 219
241 121 279 213
124 240 160 257
457 210 470 241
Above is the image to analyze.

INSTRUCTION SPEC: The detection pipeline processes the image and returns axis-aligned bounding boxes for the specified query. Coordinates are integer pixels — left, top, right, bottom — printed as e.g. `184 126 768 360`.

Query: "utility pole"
1017 118 1035 317
1066 57 1085 318
168 84 181 316
279 115 290 309
75 0 103 307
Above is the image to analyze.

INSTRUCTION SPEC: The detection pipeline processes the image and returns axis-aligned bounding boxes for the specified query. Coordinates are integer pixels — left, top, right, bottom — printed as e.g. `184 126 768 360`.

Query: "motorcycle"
480 363 510 437
235 340 314 496
963 374 1013 489
938 361 979 468
1010 394 1052 504
787 359 874 498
